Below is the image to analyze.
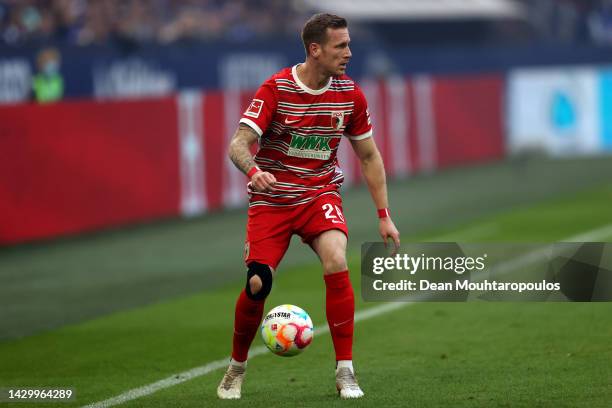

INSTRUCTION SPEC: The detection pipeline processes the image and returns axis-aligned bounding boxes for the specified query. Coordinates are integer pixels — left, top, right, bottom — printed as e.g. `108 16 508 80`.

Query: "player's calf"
219 262 274 399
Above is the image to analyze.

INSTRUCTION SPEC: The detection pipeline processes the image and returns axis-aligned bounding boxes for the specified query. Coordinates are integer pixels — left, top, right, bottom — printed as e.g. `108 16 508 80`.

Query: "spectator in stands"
32 47 64 103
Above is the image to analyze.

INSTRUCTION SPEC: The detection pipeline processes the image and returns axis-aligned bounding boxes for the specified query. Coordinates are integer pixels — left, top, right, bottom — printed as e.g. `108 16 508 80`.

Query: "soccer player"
217 13 400 399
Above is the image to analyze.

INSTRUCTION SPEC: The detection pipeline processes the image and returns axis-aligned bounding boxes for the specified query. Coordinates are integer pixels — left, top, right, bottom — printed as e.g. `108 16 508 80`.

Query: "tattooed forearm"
228 124 260 175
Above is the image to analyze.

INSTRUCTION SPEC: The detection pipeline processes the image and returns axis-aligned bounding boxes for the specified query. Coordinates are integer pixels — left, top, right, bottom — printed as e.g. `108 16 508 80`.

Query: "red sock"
231 289 265 362
324 270 354 361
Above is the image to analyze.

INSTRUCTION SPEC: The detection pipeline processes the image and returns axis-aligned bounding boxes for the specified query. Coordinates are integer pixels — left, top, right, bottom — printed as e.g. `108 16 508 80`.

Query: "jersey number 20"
322 203 345 224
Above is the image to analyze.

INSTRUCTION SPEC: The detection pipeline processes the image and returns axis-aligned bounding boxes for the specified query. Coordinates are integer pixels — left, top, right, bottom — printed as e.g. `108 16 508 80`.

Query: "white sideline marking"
82 302 406 408
82 224 612 408
564 223 612 243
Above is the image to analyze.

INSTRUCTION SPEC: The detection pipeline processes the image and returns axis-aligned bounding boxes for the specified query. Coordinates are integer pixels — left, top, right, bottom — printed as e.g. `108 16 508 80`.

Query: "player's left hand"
379 217 400 254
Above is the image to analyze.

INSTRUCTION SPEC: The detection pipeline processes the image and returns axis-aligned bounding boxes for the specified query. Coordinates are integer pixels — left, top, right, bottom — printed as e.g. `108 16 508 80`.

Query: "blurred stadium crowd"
0 0 310 46
1 0 612 47
520 0 612 45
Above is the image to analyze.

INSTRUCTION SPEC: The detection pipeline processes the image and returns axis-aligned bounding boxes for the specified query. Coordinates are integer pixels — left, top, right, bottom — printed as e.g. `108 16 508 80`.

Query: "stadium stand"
0 0 611 47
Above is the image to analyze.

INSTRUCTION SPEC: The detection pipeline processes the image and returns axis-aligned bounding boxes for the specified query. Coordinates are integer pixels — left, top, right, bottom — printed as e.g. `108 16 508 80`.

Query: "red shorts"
244 192 348 269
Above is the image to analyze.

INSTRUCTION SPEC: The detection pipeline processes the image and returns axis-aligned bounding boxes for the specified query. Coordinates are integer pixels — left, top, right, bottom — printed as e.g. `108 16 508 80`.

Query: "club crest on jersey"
331 111 344 130
245 99 264 118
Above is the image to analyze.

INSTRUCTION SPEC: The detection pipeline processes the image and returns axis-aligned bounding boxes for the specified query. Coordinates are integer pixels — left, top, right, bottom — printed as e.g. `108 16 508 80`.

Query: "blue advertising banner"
2 41 612 103
599 69 612 151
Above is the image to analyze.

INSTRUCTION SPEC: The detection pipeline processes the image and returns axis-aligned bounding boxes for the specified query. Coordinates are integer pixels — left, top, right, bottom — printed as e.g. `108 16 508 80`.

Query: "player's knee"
246 262 273 300
323 251 347 274
248 275 263 295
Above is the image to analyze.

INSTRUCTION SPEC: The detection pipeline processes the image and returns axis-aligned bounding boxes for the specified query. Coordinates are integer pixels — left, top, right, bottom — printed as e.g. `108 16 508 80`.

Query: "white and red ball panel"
260 304 314 356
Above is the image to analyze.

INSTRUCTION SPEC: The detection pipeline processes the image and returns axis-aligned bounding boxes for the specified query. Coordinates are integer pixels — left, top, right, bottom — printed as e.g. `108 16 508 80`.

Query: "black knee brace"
245 262 273 300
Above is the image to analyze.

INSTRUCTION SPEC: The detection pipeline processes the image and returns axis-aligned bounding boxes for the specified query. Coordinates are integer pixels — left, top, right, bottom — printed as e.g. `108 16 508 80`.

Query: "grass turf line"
1 184 612 407
3 157 612 341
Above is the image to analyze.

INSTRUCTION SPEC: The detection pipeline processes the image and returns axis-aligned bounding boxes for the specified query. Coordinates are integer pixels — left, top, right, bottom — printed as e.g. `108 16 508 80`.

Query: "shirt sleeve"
239 79 277 137
344 84 373 141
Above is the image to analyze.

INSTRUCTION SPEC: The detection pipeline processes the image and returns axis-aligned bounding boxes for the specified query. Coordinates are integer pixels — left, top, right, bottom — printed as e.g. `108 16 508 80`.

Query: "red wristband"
247 166 261 179
377 208 390 219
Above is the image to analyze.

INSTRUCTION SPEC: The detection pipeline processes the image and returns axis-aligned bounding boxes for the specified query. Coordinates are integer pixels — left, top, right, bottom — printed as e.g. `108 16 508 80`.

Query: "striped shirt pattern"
240 65 372 208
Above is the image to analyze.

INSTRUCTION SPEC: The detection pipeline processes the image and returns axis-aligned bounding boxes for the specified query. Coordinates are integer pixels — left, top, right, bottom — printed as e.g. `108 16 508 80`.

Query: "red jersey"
239 65 372 208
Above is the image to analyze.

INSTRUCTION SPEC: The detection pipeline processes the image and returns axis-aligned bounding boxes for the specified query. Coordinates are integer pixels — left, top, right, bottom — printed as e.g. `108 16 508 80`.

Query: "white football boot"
335 367 364 399
217 362 246 399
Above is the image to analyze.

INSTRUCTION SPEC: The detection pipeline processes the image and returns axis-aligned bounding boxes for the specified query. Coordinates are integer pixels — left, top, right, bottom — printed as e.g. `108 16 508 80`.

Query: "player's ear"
309 42 321 58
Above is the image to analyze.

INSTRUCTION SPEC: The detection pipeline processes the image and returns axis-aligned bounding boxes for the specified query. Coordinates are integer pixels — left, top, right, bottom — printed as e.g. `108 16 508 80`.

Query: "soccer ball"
260 304 314 357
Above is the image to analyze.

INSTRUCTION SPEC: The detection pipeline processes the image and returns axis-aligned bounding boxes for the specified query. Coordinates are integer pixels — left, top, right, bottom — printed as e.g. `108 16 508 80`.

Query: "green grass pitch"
1 160 611 407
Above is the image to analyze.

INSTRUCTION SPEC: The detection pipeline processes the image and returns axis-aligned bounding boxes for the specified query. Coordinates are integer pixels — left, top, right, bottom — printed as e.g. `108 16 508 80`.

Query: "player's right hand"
251 170 276 192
